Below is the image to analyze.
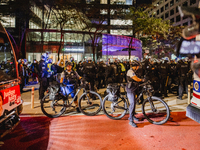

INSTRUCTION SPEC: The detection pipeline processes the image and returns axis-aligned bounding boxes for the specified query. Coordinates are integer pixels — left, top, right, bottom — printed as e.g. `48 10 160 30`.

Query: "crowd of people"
18 55 192 100
17 54 192 127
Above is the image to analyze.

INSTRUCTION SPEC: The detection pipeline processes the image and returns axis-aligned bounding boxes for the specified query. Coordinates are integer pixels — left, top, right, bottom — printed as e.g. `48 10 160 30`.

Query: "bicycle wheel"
41 93 67 118
102 95 128 120
142 96 170 125
78 91 102 116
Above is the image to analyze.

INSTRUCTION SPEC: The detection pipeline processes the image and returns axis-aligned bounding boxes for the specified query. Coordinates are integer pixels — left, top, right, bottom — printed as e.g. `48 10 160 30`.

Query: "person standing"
176 59 189 100
126 60 145 127
82 57 96 92
38 55 48 100
30 59 39 83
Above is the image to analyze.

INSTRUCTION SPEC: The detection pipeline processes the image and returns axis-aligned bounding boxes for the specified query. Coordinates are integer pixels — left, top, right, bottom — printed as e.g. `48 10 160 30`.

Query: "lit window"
1 15 15 28
110 19 132 25
100 0 107 4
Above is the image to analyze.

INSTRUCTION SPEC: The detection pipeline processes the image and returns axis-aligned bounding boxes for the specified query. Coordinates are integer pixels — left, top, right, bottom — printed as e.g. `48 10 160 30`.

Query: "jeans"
127 92 136 122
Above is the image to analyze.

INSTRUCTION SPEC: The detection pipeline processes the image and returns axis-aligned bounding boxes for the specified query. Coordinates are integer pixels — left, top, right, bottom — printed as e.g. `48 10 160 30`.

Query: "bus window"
0 29 17 82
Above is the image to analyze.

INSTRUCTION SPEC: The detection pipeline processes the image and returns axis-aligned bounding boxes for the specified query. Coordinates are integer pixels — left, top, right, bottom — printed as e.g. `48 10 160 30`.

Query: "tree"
45 0 86 60
77 1 126 62
125 7 171 59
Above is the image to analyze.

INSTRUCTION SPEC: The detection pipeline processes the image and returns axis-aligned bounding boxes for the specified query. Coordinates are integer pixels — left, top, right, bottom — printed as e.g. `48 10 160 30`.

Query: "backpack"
106 83 120 101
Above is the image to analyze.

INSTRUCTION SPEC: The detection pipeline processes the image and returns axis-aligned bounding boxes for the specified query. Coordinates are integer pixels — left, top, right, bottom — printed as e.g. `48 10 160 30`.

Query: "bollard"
31 87 34 109
188 84 191 104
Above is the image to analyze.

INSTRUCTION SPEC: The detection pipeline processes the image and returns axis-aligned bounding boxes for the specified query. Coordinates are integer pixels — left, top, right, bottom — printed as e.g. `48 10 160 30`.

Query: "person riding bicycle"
126 60 145 128
60 61 82 113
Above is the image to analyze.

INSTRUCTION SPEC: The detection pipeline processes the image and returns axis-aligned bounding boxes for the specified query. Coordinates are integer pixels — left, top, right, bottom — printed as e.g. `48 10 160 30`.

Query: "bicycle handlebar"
139 80 151 87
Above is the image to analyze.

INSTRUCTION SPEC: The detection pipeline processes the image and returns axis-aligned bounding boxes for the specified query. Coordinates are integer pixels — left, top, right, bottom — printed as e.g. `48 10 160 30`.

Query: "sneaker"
177 97 183 100
133 116 139 122
129 121 137 128
76 107 81 113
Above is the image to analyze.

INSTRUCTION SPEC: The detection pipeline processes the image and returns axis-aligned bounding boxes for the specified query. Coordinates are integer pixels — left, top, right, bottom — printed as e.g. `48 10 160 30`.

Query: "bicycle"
41 81 103 118
102 81 170 125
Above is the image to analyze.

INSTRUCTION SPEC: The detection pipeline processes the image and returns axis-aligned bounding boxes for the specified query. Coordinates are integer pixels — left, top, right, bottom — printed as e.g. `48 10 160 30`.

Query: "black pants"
98 76 106 89
20 76 25 92
160 76 168 96
39 77 48 100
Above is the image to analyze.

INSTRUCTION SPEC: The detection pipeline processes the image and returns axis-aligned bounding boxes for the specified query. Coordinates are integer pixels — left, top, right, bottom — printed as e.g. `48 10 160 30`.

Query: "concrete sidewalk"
20 82 190 117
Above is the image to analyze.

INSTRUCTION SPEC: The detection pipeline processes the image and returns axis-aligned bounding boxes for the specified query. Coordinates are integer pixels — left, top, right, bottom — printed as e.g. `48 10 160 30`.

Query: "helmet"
164 57 169 61
110 58 114 63
41 54 46 60
131 60 140 66
66 61 73 66
48 59 53 63
133 57 140 61
87 57 92 61
70 57 74 62
100 58 103 62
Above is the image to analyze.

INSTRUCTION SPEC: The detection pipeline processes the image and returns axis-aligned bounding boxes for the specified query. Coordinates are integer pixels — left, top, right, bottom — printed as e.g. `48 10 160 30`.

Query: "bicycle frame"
60 83 92 108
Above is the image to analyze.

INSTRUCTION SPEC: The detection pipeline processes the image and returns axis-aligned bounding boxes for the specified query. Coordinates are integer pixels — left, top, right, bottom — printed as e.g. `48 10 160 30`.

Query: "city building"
0 0 150 62
144 0 198 26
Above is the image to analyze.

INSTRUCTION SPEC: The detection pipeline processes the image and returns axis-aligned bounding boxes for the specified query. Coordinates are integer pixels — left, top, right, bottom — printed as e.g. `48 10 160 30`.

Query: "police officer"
97 59 107 89
60 62 82 113
18 59 25 93
82 57 96 92
126 60 145 127
70 57 77 71
159 57 170 97
105 58 117 84
38 54 48 100
176 59 189 100
46 58 54 86
119 59 126 83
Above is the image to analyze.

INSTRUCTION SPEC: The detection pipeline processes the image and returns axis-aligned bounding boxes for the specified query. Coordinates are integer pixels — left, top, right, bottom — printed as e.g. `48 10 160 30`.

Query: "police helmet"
41 54 46 60
164 57 169 61
133 57 140 61
87 57 92 61
70 57 74 62
48 59 53 63
131 60 140 67
66 61 73 66
110 58 114 63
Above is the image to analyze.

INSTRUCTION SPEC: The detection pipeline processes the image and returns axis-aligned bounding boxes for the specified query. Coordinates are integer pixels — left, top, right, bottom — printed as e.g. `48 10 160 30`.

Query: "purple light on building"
102 33 142 59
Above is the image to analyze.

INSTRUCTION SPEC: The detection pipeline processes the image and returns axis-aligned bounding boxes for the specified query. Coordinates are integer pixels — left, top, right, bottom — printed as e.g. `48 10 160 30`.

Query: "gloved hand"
141 78 146 82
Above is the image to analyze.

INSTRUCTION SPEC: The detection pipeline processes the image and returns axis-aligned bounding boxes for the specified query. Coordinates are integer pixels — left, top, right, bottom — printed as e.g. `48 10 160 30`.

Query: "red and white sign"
0 85 21 116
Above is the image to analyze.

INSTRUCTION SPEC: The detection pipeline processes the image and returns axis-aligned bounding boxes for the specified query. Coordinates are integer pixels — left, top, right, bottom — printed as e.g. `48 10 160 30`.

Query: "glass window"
170 0 174 6
157 9 159 15
170 9 174 15
0 15 15 28
0 24 17 81
182 1 188 6
100 0 107 4
161 15 164 20
190 0 196 5
161 7 164 13
183 22 188 26
165 3 169 10
176 0 180 3
170 18 174 23
176 6 179 13
176 15 181 22
165 12 169 18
